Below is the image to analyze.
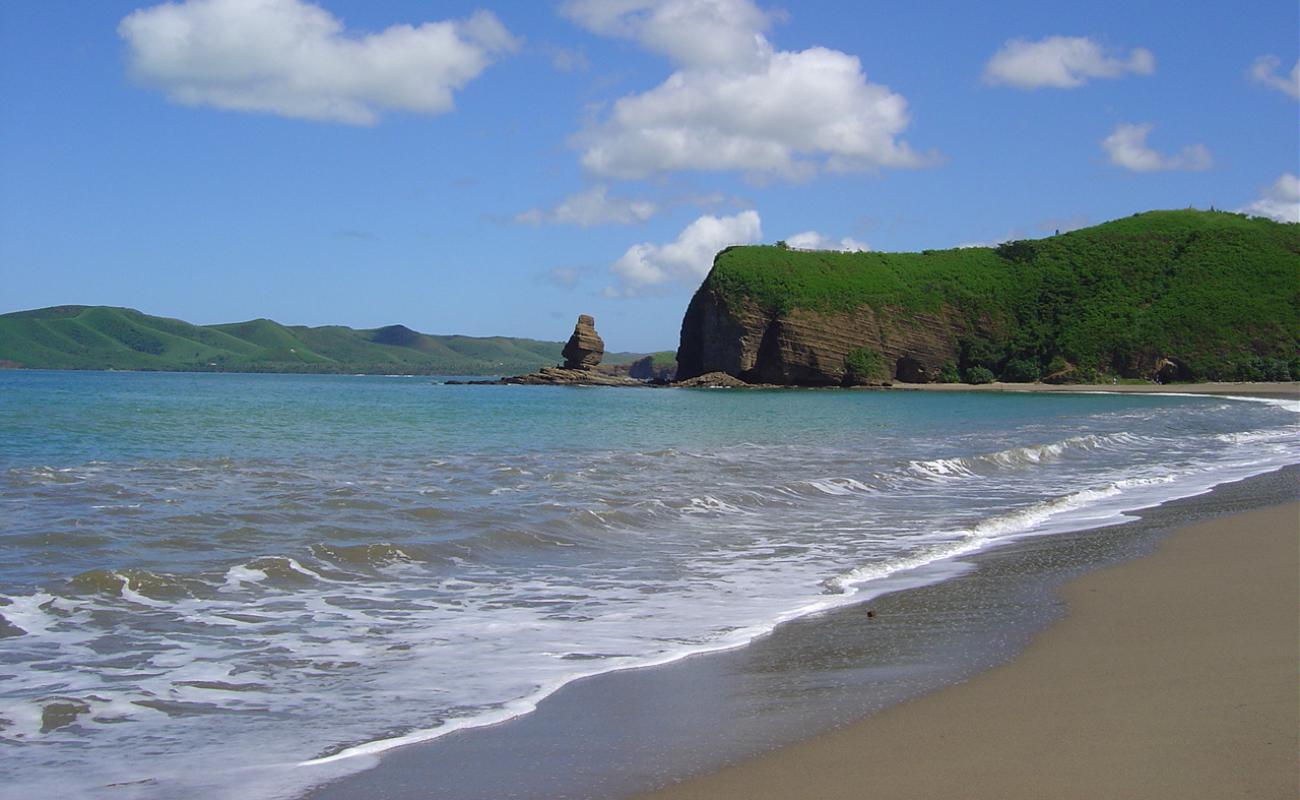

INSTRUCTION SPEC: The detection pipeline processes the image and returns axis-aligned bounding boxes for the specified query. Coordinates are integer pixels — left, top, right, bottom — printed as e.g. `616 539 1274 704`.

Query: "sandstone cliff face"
676 286 976 385
562 314 604 370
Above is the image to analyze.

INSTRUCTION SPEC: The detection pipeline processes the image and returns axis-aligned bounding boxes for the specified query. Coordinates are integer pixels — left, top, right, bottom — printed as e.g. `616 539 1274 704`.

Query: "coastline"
637 501 1300 799
304 466 1299 800
889 380 1300 397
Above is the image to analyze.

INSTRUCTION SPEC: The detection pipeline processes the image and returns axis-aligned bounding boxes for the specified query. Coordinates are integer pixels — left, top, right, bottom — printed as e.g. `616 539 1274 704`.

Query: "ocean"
1 370 1296 800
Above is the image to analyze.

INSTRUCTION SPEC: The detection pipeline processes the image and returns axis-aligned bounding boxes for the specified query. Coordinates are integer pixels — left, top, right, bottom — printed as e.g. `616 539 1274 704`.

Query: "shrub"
1046 355 1069 375
1236 356 1292 382
994 240 1037 263
965 366 996 385
1001 357 1041 382
843 347 886 381
959 336 1006 372
937 362 961 383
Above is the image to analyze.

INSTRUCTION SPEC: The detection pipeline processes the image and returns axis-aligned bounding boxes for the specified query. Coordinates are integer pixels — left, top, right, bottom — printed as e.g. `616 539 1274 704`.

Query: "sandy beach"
892 380 1300 397
637 501 1300 800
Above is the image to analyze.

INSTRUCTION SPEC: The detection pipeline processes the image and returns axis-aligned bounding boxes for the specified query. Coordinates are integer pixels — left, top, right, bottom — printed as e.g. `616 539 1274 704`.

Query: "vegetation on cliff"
0 306 646 375
699 210 1299 382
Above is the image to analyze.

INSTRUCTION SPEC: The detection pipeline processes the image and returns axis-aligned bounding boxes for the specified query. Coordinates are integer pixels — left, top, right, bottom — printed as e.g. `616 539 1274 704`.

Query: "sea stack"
562 314 604 370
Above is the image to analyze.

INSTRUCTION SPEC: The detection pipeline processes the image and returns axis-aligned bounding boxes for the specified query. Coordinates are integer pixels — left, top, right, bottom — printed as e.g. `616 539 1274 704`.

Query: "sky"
1 0 1297 352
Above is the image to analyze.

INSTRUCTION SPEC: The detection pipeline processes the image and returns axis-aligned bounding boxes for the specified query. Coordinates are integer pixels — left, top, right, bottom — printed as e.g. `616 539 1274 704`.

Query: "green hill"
0 307 646 375
680 210 1299 384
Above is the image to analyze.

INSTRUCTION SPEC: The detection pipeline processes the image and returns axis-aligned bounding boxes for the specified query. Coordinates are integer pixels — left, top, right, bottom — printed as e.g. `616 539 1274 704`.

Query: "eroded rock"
676 287 970 385
562 314 604 370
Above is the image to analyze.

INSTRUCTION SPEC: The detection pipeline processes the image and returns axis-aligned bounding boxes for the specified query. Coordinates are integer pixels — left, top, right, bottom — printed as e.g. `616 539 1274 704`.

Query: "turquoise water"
1 371 1296 799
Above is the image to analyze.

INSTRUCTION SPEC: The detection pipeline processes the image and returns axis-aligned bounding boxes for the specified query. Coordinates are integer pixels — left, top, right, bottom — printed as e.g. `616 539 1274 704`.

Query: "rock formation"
673 371 750 388
500 367 642 386
454 314 642 386
561 314 604 370
626 355 676 382
676 287 968 386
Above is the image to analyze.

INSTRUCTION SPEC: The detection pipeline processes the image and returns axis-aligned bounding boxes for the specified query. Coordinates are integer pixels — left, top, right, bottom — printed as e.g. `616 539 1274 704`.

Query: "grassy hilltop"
0 307 646 375
703 210 1299 382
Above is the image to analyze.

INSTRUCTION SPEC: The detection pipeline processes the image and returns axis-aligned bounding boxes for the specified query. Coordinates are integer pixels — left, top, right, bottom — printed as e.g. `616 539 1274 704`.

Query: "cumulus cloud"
516 186 658 227
562 0 931 179
1249 55 1300 100
561 0 771 69
1102 123 1211 172
984 36 1154 89
118 0 518 124
610 210 762 292
1238 173 1300 223
785 231 868 251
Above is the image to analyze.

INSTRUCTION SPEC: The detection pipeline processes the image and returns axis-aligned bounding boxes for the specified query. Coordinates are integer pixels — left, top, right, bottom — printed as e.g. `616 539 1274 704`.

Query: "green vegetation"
706 210 1300 382
936 362 961 383
648 350 677 369
843 347 886 382
0 307 647 375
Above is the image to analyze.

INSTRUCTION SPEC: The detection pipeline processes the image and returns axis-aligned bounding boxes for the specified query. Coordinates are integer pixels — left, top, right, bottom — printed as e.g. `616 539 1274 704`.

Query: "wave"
907 432 1151 480
823 474 1179 594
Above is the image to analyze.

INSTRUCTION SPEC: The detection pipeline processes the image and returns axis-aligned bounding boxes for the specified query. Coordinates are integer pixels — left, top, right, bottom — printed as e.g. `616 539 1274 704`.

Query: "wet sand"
893 380 1299 397
637 502 1300 800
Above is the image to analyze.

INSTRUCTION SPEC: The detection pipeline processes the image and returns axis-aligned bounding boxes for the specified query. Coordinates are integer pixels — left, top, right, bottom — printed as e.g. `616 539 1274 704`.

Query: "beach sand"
892 380 1300 397
636 501 1300 800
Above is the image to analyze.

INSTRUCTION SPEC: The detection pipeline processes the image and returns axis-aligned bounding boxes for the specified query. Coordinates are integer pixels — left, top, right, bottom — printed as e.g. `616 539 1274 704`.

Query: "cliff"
678 210 1300 385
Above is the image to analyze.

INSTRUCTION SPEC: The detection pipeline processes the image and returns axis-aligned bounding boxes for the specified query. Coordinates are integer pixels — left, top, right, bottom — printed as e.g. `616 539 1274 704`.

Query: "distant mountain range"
0 306 649 375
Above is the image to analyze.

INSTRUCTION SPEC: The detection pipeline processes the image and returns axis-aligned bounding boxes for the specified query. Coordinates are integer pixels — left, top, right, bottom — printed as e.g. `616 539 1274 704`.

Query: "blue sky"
1 0 1296 352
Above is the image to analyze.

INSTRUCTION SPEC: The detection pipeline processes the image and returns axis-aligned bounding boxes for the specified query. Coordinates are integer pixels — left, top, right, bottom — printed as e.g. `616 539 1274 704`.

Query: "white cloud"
984 36 1154 89
1249 55 1300 100
548 45 590 73
119 0 518 124
561 0 771 70
785 231 868 251
1239 173 1300 223
516 186 658 227
610 210 762 292
563 0 931 179
1102 123 1211 172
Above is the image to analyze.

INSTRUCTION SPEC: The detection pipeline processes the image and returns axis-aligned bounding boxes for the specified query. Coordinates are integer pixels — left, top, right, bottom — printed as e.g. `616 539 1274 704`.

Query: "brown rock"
562 314 604 370
627 355 677 382
673 371 750 388
503 366 641 386
1153 357 1190 384
676 287 981 386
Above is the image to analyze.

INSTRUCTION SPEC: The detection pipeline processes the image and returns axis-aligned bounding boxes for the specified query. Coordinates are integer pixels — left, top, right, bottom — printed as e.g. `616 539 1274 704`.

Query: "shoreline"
889 380 1299 397
4 368 1298 400
637 500 1300 799
304 466 1299 800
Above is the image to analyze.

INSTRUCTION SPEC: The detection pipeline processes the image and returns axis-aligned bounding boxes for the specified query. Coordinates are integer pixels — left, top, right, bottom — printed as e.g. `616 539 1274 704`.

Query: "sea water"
0 371 1295 799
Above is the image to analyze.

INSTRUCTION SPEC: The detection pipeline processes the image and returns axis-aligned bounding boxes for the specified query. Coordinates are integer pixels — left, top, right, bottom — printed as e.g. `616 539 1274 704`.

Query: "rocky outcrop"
501 367 642 386
676 286 977 386
673 371 750 388
452 314 642 386
562 314 604 370
627 355 676 382
1153 357 1192 384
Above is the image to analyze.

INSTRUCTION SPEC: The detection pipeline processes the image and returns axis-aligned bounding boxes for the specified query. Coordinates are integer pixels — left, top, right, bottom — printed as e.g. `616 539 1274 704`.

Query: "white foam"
4 388 1296 800
907 432 1147 480
219 565 268 591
